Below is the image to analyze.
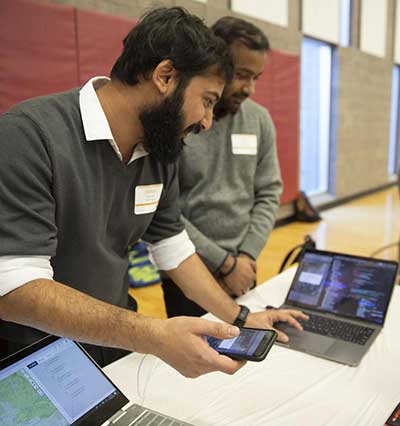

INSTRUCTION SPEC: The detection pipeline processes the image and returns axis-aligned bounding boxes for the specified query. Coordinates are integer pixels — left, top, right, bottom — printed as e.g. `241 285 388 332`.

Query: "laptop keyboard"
299 313 375 345
113 404 191 426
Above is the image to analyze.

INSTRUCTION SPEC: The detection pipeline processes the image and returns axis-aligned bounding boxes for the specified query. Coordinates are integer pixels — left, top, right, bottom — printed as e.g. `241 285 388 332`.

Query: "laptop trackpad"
278 326 335 354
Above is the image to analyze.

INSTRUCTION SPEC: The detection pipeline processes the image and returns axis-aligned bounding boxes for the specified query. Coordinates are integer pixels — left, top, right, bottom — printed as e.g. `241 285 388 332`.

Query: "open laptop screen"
0 336 128 426
286 250 398 325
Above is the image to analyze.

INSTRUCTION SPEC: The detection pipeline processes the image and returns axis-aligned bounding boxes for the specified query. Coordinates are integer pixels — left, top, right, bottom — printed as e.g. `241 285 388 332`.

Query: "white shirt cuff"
0 256 54 296
148 230 195 271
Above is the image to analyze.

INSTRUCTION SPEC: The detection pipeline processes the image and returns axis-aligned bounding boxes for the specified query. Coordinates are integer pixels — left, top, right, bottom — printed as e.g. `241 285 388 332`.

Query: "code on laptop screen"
287 252 397 324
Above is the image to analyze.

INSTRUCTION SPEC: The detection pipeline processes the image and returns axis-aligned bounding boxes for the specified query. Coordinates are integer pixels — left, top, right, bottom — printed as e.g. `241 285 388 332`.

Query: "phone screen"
207 328 272 357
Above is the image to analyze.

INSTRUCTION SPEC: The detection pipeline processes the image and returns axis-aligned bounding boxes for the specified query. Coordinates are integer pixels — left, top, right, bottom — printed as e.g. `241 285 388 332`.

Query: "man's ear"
152 59 177 95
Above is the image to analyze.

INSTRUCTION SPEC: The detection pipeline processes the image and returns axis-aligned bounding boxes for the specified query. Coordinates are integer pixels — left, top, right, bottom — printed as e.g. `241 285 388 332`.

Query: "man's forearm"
0 279 162 355
180 216 228 272
0 279 248 378
166 253 240 323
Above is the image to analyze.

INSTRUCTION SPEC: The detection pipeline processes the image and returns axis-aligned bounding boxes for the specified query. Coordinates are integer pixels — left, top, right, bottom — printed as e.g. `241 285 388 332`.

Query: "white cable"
370 241 399 258
136 354 160 404
136 353 148 402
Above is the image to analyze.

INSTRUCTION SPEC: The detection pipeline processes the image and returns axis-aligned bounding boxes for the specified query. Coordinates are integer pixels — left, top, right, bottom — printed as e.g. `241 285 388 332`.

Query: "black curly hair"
111 7 233 86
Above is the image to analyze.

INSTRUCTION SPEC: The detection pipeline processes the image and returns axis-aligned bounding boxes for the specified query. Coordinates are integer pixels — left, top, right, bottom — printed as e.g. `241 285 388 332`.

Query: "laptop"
0 335 193 426
276 248 398 366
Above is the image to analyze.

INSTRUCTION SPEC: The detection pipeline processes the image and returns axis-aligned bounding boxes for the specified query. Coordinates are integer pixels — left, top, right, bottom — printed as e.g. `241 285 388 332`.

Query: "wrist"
129 315 165 355
219 255 237 278
239 251 256 260
233 304 250 327
219 254 235 274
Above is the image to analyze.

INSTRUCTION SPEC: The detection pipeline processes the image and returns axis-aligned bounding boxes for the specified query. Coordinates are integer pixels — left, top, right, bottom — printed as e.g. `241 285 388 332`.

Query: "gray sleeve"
0 112 57 257
180 215 229 273
239 110 283 259
141 164 185 244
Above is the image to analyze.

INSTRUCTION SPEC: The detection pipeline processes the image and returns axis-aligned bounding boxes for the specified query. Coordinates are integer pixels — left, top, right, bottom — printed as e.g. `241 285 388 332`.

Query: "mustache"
233 92 249 100
185 122 202 135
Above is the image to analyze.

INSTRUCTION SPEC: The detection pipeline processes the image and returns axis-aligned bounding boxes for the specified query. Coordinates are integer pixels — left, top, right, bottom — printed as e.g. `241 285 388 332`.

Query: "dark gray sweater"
0 89 183 344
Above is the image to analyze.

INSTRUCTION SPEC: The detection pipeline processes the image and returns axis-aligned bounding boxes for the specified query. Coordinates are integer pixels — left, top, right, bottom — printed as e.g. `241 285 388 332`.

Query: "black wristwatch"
233 304 250 327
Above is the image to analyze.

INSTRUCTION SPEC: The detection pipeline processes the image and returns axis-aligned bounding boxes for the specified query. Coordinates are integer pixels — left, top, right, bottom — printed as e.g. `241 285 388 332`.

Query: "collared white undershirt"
0 77 194 296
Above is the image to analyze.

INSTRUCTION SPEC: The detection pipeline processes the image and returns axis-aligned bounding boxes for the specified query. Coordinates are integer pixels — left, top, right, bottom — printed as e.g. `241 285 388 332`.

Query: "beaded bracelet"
219 255 237 278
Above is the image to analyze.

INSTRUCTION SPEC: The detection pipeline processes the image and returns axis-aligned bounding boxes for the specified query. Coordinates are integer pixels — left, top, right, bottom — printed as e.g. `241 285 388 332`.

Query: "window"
339 0 352 46
389 66 400 176
299 37 333 195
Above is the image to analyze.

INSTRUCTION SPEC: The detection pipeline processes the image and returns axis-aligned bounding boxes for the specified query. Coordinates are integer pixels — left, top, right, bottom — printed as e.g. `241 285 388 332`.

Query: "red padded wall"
0 0 79 114
76 9 136 85
251 50 300 204
0 1 300 204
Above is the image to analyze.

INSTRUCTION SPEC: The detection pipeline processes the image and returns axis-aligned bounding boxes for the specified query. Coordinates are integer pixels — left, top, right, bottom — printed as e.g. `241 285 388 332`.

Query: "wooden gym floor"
129 186 400 319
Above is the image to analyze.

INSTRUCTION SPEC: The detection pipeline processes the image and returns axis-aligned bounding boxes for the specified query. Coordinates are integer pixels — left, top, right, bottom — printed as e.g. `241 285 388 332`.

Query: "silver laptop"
277 248 398 366
0 335 193 426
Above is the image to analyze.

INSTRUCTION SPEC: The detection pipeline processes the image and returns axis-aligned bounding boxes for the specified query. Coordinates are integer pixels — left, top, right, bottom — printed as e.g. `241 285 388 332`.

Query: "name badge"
134 184 163 215
231 134 257 155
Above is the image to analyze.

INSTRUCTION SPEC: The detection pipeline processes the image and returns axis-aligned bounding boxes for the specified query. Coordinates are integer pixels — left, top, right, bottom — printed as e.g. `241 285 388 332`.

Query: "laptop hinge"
122 401 134 411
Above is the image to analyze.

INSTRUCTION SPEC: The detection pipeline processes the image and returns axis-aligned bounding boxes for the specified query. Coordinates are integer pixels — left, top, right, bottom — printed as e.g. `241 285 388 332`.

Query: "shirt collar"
79 77 148 164
79 77 113 141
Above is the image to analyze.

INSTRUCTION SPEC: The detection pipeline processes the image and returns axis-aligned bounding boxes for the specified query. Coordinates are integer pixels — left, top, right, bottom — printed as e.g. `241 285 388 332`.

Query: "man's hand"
217 278 234 296
238 253 257 273
245 309 309 343
151 317 246 378
223 254 256 297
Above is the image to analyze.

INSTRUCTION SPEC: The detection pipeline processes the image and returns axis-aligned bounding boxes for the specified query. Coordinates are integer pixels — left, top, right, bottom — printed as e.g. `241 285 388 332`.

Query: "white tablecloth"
105 267 400 425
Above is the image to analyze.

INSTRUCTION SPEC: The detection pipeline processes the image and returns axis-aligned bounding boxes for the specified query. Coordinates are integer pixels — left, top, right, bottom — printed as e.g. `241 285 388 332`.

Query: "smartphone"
206 327 277 361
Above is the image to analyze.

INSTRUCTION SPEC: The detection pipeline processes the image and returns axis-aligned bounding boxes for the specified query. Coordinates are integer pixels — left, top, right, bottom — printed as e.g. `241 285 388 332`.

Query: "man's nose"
243 80 256 97
201 108 213 131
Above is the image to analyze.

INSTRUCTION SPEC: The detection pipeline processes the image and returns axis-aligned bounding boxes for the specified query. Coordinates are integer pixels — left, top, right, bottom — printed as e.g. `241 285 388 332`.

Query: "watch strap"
233 304 249 327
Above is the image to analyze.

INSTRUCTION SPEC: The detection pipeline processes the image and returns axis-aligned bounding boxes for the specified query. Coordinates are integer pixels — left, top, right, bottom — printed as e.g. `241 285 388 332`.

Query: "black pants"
162 278 207 318
162 278 256 319
0 337 130 368
0 294 138 368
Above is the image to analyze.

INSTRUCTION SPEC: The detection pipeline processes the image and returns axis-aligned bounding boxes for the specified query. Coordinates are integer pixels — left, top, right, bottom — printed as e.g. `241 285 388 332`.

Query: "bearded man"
0 9 307 377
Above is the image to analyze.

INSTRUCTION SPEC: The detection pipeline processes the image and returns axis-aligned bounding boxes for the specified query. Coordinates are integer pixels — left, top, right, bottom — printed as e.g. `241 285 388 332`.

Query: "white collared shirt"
80 76 149 164
0 77 194 295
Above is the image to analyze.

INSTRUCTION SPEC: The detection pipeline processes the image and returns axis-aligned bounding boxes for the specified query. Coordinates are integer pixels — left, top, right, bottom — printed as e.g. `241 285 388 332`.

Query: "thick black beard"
140 84 186 165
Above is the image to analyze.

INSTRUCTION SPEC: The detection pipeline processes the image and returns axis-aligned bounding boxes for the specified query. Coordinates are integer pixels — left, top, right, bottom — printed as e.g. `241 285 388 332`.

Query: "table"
105 267 400 425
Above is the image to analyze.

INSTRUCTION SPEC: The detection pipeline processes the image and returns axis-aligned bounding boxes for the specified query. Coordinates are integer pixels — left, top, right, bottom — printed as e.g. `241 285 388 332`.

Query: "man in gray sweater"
163 17 283 317
0 8 306 376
